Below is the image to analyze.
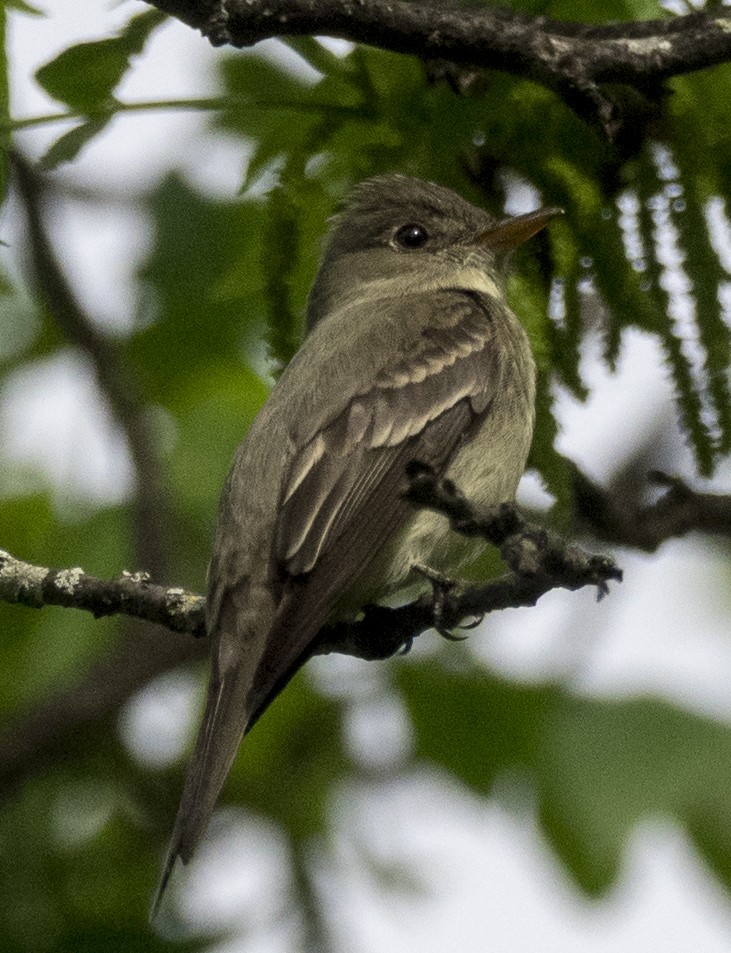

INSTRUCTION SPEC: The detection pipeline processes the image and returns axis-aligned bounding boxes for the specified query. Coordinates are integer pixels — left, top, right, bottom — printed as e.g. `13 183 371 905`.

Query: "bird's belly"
384 420 529 586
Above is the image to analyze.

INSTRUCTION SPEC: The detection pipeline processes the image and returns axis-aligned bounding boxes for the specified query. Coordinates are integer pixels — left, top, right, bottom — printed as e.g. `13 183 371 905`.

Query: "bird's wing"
247 289 504 721
277 294 497 574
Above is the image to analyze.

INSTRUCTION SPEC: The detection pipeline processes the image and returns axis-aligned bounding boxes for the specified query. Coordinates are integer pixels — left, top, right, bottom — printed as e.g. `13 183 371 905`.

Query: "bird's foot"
412 562 468 642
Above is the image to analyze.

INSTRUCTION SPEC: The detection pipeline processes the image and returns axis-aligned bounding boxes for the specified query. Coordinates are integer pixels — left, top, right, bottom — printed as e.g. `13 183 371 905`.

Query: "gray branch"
0 550 206 635
314 464 622 659
571 468 731 551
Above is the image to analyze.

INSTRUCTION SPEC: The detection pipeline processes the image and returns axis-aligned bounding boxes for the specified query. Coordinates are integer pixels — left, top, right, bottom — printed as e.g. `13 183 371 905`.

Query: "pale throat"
352 260 503 308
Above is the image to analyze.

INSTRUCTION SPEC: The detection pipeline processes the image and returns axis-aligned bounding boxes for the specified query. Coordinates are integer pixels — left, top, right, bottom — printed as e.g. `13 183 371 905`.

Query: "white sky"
4 2 731 951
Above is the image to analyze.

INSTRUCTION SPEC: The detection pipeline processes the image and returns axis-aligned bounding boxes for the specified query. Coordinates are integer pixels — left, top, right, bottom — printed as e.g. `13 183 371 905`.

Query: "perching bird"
152 174 559 913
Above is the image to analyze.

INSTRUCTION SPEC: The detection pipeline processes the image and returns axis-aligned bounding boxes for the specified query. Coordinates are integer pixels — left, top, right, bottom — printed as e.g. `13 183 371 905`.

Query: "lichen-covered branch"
0 549 206 635
0 463 623 661
0 514 616 659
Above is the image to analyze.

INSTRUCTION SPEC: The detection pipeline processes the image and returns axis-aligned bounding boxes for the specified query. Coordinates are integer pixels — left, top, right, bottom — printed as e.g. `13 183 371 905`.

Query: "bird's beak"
475 206 563 249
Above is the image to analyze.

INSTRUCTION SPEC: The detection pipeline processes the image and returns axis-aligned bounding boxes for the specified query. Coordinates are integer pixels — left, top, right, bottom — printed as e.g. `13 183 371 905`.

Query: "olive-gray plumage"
152 175 557 913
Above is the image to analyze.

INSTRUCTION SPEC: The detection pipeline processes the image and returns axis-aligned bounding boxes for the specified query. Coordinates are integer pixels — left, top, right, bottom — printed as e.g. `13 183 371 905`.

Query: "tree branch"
315 463 623 659
4 466 729 660
0 465 623 662
143 0 731 139
2 462 728 790
0 550 206 635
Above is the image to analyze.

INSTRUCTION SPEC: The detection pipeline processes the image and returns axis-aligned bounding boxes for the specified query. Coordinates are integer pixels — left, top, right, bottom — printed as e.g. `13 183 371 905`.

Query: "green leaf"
226 670 348 841
259 158 336 369
0 770 206 952
538 691 731 894
632 150 717 475
263 184 305 372
399 662 545 792
547 0 667 21
280 35 343 76
0 273 39 365
34 9 165 114
217 52 364 191
529 373 574 522
673 167 731 455
38 118 110 170
545 220 587 398
168 363 269 554
129 174 269 407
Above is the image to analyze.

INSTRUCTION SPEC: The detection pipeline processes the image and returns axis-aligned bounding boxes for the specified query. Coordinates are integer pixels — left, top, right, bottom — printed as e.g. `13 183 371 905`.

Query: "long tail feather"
150 662 251 919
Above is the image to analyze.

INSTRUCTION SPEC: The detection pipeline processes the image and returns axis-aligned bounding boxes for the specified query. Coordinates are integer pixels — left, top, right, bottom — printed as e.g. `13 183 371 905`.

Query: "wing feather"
277 292 499 574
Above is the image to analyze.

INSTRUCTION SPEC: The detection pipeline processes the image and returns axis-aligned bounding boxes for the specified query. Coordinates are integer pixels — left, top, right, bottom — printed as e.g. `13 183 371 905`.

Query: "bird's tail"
150 581 315 920
149 653 253 920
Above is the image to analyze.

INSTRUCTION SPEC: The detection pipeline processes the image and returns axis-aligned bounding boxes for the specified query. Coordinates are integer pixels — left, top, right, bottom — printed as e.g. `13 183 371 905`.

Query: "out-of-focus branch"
142 0 731 139
571 468 731 551
11 152 170 572
0 619 205 794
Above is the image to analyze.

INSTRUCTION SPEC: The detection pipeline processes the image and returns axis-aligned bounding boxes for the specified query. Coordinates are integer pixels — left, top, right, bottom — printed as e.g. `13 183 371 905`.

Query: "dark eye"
394 223 429 249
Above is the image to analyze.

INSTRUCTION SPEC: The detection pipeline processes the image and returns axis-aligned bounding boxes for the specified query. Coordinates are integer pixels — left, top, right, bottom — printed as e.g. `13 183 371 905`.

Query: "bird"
152 173 560 914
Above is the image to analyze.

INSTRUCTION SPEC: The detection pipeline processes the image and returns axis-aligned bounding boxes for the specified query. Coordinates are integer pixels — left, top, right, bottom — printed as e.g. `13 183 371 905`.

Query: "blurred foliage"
400 662 731 895
1 0 731 951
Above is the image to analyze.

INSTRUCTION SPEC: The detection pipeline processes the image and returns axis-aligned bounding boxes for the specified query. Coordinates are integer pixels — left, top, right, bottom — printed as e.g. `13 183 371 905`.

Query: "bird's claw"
435 626 469 642
413 562 469 643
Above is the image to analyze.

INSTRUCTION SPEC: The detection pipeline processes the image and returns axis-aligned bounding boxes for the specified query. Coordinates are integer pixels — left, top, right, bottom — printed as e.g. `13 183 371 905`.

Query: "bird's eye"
394 223 429 249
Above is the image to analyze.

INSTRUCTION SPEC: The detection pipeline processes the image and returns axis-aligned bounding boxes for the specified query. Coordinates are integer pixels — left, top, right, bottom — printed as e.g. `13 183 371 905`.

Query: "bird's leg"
412 562 469 642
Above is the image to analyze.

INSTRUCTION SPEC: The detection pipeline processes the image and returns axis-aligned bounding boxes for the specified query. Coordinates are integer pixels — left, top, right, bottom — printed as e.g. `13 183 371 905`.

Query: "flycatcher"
153 174 560 911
